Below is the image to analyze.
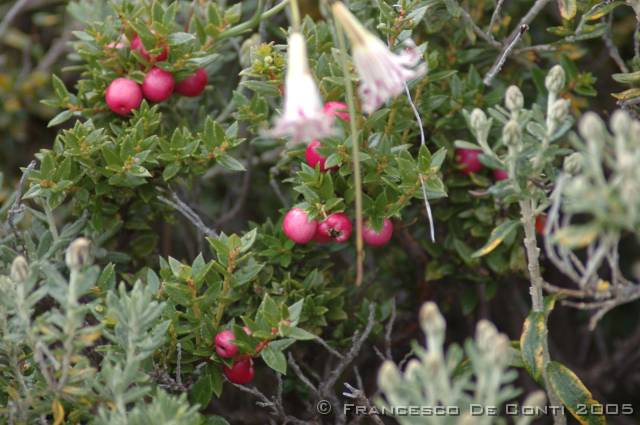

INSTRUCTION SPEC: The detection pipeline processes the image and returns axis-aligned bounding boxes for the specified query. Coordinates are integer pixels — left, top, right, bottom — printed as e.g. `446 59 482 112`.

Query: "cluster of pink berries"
104 35 209 116
215 328 255 385
455 148 508 181
282 102 394 248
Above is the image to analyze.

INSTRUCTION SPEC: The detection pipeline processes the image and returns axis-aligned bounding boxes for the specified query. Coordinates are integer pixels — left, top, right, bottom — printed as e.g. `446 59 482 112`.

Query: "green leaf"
217 155 246 171
546 361 607 425
471 219 519 258
48 110 74 127
190 374 213 408
520 311 546 383
260 345 287 375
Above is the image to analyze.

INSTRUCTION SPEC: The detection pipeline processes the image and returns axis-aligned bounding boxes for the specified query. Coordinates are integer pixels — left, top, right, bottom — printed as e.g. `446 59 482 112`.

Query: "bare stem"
335 15 364 286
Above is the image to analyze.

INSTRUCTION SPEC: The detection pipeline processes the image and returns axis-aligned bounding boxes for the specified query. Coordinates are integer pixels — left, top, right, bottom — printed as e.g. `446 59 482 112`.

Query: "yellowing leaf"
520 312 546 382
611 88 640 101
52 399 65 425
553 224 599 248
558 0 577 19
472 220 519 258
546 362 607 425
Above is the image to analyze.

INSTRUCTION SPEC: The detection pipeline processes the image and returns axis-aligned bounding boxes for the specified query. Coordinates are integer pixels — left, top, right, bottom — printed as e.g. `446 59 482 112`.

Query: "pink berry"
223 357 255 385
323 101 350 122
105 78 143 116
175 68 208 97
456 148 483 174
131 35 168 62
306 140 334 172
283 208 318 244
493 169 509 181
362 219 394 247
316 213 352 243
142 67 175 102
215 330 238 359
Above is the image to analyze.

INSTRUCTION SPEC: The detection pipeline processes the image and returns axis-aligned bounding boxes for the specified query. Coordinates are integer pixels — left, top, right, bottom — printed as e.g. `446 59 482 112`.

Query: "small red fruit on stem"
105 78 143 116
493 169 509 181
455 148 483 174
316 213 353 243
223 357 255 385
175 68 208 97
142 67 175 102
362 219 394 247
215 330 238 359
323 101 350 122
535 215 547 235
305 140 333 172
283 208 318 244
131 35 168 62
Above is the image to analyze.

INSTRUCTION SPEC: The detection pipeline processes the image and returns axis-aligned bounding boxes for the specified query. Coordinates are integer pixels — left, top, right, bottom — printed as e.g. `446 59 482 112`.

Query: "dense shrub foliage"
1 0 639 424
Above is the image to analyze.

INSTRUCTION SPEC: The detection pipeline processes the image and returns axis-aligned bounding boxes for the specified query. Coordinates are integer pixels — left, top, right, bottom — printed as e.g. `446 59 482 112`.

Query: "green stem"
335 17 364 286
43 201 59 240
217 0 268 40
289 0 301 32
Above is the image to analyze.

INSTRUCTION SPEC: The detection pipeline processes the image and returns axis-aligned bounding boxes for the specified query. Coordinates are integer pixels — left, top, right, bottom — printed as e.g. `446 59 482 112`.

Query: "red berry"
283 208 318 244
223 357 255 385
323 101 350 122
142 67 175 102
493 169 509 181
105 78 143 116
535 215 547 235
305 140 334 172
363 219 394 247
317 213 352 243
456 148 483 174
215 330 238 359
175 68 208 97
131 35 168 62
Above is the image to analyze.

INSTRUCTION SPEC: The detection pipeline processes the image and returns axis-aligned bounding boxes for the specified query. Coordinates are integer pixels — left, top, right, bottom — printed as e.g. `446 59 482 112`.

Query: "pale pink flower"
331 2 426 114
267 32 334 143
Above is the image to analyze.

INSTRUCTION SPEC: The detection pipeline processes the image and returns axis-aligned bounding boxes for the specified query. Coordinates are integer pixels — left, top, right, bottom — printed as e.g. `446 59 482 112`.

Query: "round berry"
317 213 353 243
456 148 483 174
493 169 509 181
131 35 168 62
142 67 175 102
215 330 238 359
305 140 334 172
223 357 255 385
283 208 318 244
105 78 143 116
175 68 208 97
323 101 350 122
363 219 394 247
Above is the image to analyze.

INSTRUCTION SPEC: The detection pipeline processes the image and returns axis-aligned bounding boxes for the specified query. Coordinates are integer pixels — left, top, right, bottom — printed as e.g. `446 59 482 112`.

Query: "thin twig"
342 383 385 425
157 191 217 238
459 6 501 48
0 0 32 40
603 14 629 74
488 0 506 42
383 299 396 360
483 24 529 86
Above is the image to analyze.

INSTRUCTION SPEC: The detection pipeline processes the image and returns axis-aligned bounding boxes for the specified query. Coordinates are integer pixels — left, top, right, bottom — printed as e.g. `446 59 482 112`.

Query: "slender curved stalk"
334 18 364 286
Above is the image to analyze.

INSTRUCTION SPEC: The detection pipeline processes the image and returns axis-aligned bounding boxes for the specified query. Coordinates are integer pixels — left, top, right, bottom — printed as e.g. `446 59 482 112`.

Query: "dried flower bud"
611 109 631 138
523 390 547 411
505 85 524 112
475 319 498 352
377 360 402 390
493 334 511 364
65 237 92 271
10 255 29 282
404 359 423 380
563 152 583 175
502 120 522 146
419 302 445 338
578 112 607 144
545 65 565 94
470 108 490 143
550 99 570 122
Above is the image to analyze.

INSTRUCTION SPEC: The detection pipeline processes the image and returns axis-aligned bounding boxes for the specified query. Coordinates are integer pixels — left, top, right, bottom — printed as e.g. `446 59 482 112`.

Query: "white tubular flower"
331 2 426 114
267 32 334 143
